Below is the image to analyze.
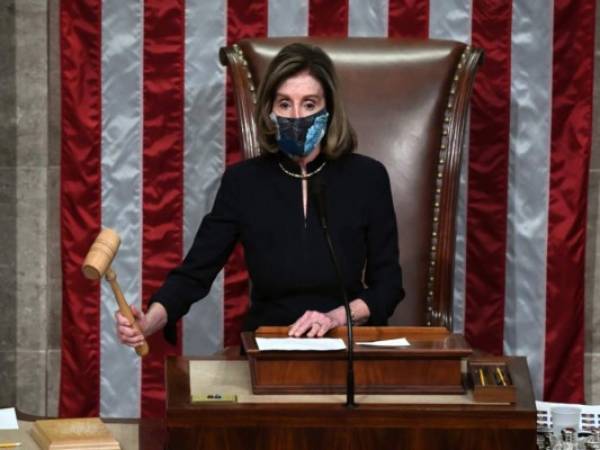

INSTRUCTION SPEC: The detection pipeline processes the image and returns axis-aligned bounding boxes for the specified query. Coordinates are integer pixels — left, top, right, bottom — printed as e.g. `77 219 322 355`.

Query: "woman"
117 43 404 348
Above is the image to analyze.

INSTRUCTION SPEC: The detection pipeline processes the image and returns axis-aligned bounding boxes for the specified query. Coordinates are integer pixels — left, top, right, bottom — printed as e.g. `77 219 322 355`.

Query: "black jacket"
152 152 404 344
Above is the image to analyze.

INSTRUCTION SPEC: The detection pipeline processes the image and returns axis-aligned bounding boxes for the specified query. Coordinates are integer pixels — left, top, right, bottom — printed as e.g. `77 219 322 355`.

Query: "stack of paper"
255 337 346 351
536 401 600 431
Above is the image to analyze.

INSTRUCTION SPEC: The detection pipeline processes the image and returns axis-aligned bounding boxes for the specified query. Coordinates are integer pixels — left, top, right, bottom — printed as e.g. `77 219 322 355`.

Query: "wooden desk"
166 356 537 450
3 354 536 450
0 415 166 450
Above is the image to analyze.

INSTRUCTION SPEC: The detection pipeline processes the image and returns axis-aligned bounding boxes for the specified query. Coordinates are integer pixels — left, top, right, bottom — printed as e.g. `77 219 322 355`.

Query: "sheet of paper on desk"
356 338 410 347
536 401 600 430
0 408 18 430
255 337 346 351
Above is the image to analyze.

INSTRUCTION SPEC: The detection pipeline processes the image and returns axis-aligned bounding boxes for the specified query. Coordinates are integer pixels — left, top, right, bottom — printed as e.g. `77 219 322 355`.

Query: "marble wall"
0 0 61 415
0 0 599 416
0 0 17 410
585 0 600 404
47 0 62 416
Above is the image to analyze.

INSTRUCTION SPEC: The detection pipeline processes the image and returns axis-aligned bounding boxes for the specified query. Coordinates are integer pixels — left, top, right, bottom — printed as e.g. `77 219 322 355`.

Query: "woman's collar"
277 150 327 176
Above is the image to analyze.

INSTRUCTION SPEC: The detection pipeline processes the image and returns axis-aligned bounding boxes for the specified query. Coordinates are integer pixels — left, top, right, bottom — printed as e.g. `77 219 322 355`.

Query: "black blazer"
152 152 404 344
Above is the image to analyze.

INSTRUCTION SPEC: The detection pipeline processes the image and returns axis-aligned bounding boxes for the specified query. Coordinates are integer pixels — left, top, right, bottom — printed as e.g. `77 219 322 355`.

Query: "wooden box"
241 326 473 395
31 417 121 450
467 358 516 403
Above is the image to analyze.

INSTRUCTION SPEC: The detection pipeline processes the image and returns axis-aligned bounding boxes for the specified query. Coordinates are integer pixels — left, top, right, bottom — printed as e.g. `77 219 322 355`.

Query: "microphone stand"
324 228 356 408
311 177 356 408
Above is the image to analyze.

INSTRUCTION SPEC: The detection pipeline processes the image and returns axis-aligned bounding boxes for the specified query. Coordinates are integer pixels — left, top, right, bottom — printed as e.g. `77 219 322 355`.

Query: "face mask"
270 109 329 157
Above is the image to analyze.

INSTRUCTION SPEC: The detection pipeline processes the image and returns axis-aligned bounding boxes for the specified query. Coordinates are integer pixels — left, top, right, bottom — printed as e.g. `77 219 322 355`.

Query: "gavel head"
82 228 121 280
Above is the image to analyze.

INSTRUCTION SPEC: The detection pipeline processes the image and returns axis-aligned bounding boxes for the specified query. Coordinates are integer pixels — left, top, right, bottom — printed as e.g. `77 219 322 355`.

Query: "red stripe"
388 0 429 38
58 0 102 418
141 0 185 417
545 0 595 403
223 1 268 346
464 0 512 355
309 0 348 37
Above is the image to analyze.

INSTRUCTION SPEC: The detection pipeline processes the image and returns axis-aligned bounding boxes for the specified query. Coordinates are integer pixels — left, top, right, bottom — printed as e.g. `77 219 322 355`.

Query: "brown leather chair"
220 38 482 329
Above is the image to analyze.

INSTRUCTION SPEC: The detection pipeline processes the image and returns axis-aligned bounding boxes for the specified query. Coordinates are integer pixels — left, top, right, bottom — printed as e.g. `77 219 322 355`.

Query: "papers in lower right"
536 401 600 431
356 338 410 347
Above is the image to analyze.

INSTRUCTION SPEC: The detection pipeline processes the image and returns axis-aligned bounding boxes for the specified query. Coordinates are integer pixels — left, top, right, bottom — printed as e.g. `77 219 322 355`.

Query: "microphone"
310 175 356 408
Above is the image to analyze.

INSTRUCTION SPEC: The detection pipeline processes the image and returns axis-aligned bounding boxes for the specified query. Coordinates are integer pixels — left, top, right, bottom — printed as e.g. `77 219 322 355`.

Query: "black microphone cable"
310 175 356 408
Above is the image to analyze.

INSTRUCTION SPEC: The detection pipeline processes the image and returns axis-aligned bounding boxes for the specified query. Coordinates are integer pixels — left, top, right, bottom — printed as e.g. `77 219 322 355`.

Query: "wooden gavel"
82 228 150 357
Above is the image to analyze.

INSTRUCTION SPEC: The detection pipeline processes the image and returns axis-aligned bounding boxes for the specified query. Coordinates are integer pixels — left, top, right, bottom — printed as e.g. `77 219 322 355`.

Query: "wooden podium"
165 327 536 450
243 326 472 395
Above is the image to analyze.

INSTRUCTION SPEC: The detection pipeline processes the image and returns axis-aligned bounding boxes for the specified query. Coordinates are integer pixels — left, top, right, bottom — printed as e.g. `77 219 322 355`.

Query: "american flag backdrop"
59 0 595 418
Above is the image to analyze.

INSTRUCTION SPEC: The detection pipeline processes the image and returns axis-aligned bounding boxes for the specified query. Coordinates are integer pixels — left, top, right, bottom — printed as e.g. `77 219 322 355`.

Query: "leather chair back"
220 38 482 328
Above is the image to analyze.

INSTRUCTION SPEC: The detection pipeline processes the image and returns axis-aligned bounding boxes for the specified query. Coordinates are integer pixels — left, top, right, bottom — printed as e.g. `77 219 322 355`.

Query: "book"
31 417 120 450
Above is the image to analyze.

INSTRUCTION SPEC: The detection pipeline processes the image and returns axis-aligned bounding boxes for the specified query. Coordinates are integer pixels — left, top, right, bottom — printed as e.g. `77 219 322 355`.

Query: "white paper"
255 337 346 351
536 401 600 431
356 338 410 347
0 407 18 430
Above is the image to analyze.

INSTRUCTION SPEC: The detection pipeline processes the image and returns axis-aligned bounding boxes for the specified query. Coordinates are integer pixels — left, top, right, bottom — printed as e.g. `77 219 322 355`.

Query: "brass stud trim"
425 45 470 326
234 46 258 106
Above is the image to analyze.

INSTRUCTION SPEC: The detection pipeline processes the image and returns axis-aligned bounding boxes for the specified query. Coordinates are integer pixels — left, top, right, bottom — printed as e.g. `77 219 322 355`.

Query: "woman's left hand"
288 308 345 338
288 299 371 337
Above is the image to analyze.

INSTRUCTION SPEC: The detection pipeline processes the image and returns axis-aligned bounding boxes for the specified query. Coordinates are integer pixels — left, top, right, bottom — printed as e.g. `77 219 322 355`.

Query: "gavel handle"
105 268 150 357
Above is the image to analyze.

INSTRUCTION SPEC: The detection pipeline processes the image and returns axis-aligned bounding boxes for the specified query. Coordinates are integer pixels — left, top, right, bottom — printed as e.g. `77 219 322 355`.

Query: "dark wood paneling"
164 355 537 450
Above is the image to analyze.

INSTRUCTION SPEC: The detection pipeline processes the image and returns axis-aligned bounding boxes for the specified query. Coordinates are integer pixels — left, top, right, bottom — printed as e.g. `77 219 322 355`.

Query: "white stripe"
268 0 308 37
452 124 470 335
505 0 553 400
429 0 472 43
100 0 143 418
428 0 472 334
182 0 227 356
348 0 388 37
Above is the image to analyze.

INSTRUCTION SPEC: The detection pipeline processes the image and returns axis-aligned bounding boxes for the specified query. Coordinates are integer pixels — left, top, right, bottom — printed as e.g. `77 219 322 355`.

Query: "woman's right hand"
115 301 168 348
115 304 148 348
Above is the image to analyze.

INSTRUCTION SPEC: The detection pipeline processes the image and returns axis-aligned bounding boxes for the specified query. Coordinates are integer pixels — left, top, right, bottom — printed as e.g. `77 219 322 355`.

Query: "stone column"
14 0 49 415
47 0 62 416
0 0 61 416
0 0 17 409
584 0 600 404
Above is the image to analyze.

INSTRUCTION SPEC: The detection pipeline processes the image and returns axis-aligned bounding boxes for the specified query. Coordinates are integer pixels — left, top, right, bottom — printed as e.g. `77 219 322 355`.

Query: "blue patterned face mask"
270 109 329 157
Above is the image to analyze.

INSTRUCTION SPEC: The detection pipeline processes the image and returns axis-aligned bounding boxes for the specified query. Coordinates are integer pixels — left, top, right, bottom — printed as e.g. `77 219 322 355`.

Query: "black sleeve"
356 162 405 324
149 168 240 344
